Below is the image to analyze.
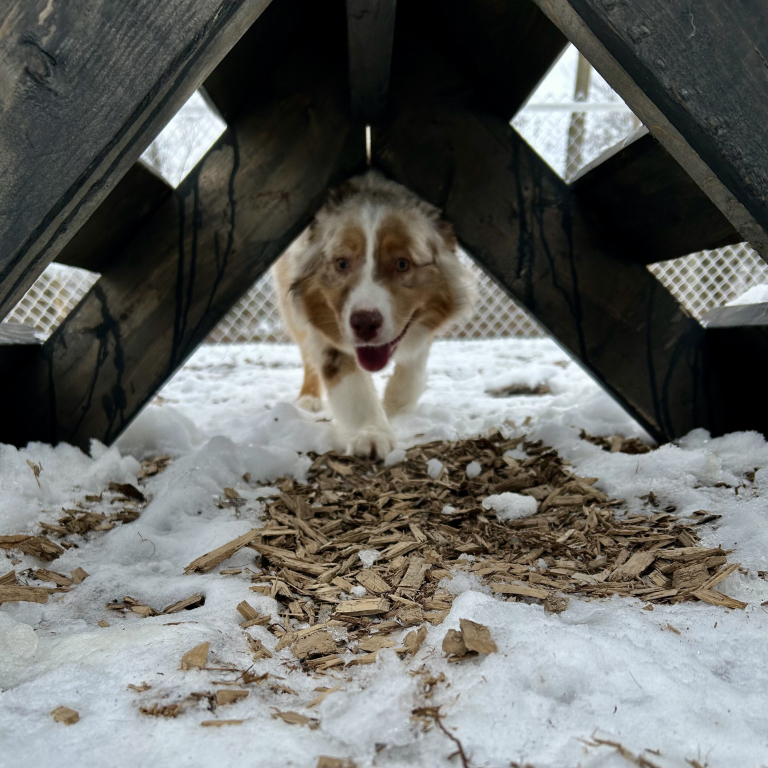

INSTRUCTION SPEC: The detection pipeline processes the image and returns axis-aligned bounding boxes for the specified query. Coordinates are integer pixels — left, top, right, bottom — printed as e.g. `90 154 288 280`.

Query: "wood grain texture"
532 0 768 259
0 0 272 322
412 0 568 121
346 0 397 122
571 128 740 263
374 27 713 443
1 37 365 449
55 163 171 274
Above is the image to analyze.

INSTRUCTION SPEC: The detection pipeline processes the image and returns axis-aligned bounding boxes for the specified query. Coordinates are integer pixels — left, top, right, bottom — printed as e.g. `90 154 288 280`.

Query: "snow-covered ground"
1 338 766 768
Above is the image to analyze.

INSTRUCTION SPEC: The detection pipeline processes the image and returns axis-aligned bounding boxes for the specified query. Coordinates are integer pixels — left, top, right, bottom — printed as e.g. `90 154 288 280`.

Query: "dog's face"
293 175 472 372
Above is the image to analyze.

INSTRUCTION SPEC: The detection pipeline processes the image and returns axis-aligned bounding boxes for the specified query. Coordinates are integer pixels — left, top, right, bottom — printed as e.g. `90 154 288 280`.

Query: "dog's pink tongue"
356 345 391 372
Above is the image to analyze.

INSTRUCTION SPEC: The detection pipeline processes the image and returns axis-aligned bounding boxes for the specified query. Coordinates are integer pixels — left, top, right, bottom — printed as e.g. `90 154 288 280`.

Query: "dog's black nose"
350 310 383 342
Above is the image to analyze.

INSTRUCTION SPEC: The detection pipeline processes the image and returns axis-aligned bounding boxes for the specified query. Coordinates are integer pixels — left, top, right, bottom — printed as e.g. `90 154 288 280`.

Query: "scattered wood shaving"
179 642 210 670
26 460 42 488
51 706 79 725
0 570 17 586
317 758 356 768
70 567 89 584
201 719 245 727
184 530 260 573
334 598 390 616
162 593 204 614
270 710 320 729
459 618 497 654
108 482 145 501
0 585 48 604
307 686 340 708
215 689 249 706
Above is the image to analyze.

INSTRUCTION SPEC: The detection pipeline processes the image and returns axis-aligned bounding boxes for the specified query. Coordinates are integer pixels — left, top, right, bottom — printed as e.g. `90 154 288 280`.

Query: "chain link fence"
4 45 767 343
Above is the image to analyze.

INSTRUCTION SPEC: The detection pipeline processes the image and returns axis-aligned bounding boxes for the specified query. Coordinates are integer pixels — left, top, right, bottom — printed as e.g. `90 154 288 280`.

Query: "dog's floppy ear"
436 219 458 252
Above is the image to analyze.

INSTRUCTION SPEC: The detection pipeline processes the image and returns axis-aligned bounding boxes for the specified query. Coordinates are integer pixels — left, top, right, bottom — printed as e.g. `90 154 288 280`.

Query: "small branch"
414 707 470 768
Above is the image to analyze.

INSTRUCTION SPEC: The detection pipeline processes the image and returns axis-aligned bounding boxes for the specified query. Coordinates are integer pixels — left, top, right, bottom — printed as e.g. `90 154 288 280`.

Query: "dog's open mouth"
355 321 412 372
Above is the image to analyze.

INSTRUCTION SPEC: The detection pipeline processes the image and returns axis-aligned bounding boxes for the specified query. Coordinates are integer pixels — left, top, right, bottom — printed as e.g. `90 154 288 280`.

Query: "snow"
358 550 381 569
2 338 767 768
465 461 482 479
482 492 538 521
725 283 768 306
426 459 444 479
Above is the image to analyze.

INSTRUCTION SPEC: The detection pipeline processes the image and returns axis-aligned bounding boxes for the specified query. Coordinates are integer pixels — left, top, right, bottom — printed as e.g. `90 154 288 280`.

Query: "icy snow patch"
384 448 406 466
725 283 768 306
438 571 492 596
426 458 443 478
358 549 381 568
465 460 481 478
482 492 538 520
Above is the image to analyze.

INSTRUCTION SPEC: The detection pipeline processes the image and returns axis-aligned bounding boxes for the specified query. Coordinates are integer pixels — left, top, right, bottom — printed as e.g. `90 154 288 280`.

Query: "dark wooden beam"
571 128 741 264
1 36 366 450
0 323 41 372
346 0 397 122
374 26 714 443
415 0 568 121
704 304 768 437
203 0 318 123
55 163 171 275
0 0 272 323
530 0 768 260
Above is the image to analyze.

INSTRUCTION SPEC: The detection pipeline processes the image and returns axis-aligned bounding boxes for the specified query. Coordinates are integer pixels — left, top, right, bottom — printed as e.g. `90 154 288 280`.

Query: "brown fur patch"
321 346 356 386
372 215 457 336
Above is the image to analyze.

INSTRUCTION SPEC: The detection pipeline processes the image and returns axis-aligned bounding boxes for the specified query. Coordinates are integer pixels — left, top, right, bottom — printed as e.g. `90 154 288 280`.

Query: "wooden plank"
411 0 568 121
571 128 741 263
55 164 171 274
703 303 768 329
530 0 768 260
0 33 365 449
373 25 713 443
0 0 273 323
346 0 398 122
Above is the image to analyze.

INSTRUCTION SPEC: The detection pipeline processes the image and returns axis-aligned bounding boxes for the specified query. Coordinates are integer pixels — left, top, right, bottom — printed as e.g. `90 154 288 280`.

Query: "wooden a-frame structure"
1 0 766 449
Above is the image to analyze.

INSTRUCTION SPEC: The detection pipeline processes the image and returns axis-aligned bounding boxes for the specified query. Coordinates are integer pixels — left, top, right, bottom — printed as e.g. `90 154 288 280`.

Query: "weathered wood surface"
346 0 397 122
415 0 567 121
532 0 768 260
703 303 768 329
571 128 741 264
375 26 713 442
1 37 365 449
0 0 272 323
55 164 171 275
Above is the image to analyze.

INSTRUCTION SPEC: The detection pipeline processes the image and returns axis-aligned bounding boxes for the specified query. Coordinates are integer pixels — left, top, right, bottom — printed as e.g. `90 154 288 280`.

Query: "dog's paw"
346 425 396 460
296 394 323 413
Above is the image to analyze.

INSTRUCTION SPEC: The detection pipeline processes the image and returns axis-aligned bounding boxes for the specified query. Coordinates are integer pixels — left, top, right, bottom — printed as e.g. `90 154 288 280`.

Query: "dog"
273 171 475 458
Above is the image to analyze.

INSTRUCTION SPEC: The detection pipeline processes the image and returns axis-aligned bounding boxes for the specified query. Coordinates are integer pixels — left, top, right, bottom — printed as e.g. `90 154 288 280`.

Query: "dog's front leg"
384 327 432 417
320 346 395 459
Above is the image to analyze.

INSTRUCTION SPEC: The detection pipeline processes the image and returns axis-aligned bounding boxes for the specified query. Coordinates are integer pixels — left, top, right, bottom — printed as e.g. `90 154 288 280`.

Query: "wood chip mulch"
181 429 745 671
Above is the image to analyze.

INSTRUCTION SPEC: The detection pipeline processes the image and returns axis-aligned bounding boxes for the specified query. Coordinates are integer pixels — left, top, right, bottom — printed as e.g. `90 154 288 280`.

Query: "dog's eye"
396 258 410 272
336 258 349 272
